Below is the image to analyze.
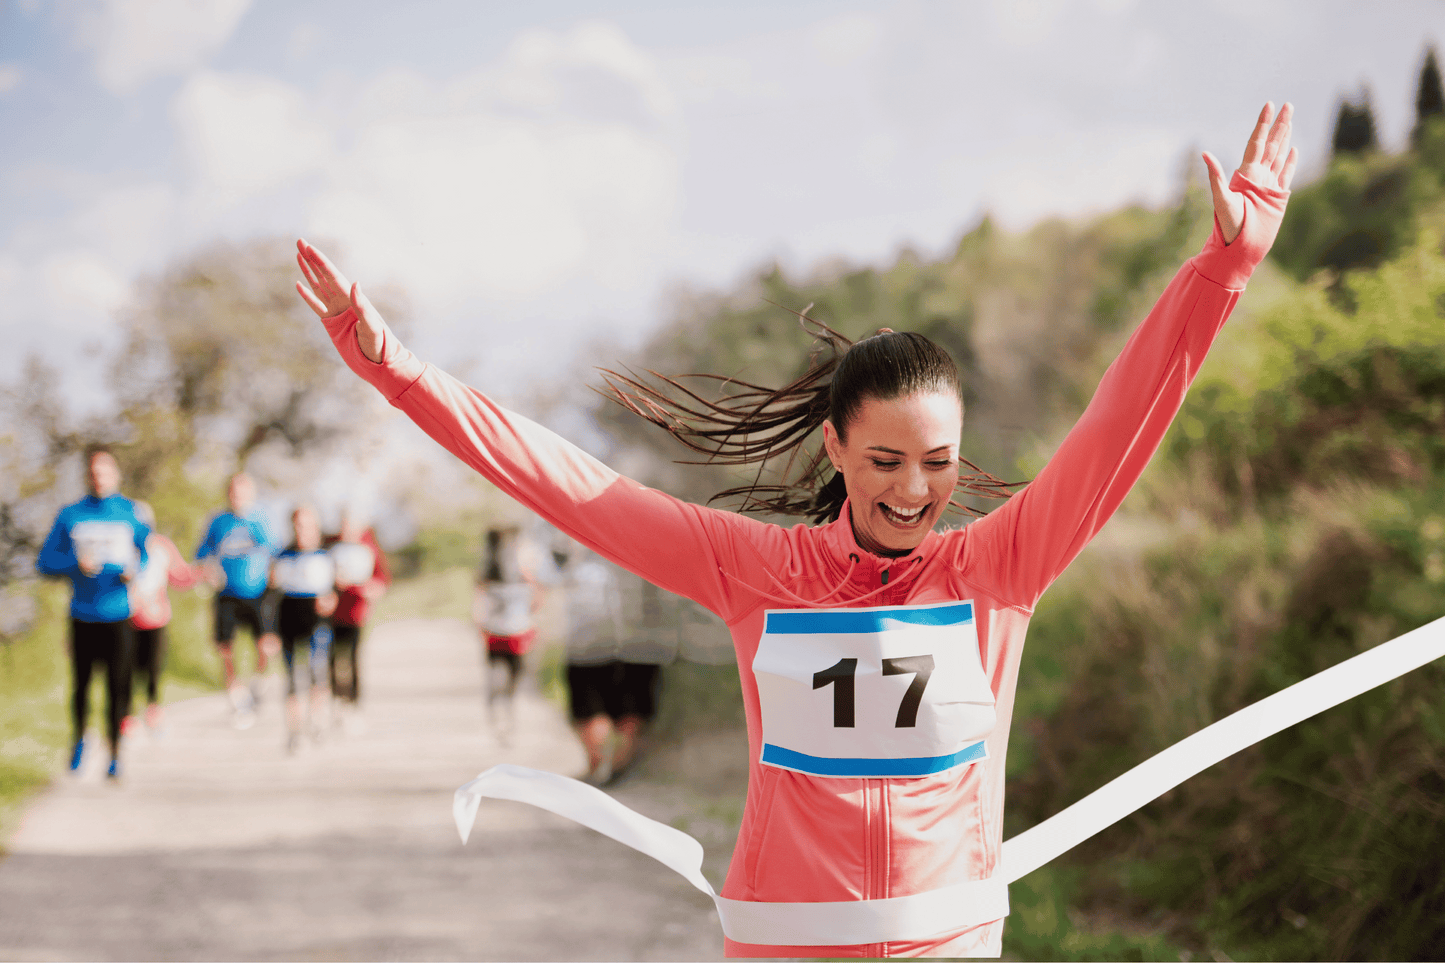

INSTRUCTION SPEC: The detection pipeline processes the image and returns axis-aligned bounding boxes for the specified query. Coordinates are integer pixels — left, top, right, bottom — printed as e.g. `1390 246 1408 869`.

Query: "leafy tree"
1332 88 1379 157
1412 45 1444 147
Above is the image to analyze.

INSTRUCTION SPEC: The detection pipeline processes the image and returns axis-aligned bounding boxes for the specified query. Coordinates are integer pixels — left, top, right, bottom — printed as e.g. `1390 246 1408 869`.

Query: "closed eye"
870 460 901 470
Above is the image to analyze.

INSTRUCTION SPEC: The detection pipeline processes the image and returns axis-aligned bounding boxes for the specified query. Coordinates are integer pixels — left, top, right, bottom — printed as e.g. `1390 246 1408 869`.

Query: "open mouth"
879 502 929 527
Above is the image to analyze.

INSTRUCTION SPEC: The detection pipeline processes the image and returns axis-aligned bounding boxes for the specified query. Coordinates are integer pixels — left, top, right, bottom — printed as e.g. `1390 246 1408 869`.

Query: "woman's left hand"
1203 102 1298 245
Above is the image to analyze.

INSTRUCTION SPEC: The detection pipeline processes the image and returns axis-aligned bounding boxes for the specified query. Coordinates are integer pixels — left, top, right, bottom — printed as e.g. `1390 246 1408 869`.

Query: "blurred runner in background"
195 472 278 728
473 526 540 745
272 504 337 753
561 549 676 785
124 500 199 737
326 508 391 732
36 448 150 780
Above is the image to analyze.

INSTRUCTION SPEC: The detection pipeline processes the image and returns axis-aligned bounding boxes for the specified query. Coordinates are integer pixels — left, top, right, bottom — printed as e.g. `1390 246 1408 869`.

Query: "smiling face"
822 390 962 557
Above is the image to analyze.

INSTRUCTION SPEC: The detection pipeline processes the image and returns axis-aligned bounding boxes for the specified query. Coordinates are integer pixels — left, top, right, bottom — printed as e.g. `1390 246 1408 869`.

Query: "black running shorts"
213 594 270 645
566 661 660 723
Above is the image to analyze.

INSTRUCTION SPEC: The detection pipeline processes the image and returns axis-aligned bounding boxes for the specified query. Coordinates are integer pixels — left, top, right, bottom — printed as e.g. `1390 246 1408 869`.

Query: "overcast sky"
3 0 1444 411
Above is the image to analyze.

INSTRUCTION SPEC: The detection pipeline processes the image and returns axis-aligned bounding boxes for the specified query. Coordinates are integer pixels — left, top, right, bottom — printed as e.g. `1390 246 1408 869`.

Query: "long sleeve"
321 311 779 624
963 170 1289 608
36 514 77 578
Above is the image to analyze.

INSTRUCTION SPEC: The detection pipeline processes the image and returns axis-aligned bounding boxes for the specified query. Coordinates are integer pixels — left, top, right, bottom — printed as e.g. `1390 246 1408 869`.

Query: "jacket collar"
818 497 940 589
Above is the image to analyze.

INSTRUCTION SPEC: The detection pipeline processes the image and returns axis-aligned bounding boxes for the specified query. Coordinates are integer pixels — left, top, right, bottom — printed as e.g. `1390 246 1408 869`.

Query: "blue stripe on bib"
760 738 987 777
764 602 973 635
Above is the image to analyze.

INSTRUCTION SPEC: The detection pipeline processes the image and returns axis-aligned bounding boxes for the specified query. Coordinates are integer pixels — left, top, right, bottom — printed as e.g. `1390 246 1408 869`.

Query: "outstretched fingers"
296 278 328 318
1263 102 1293 174
1241 102 1274 168
295 239 353 317
1280 146 1300 191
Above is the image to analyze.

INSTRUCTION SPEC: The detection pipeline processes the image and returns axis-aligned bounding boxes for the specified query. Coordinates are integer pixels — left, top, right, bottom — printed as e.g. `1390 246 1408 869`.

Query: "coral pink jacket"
322 172 1285 958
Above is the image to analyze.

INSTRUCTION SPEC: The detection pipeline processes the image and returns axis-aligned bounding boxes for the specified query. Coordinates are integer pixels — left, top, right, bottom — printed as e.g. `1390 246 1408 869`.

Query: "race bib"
217 528 259 559
131 550 169 600
330 542 375 586
71 521 139 571
275 553 335 597
753 601 996 778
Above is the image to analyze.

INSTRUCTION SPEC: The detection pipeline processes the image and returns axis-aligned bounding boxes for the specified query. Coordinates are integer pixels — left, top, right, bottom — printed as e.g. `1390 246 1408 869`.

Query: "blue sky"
3 0 1443 411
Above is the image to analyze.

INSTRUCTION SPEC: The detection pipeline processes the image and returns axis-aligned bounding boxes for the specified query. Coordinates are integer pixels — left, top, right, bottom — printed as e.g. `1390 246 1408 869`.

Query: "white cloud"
172 71 332 200
306 22 681 305
808 12 881 66
40 249 128 316
0 64 21 95
85 0 251 95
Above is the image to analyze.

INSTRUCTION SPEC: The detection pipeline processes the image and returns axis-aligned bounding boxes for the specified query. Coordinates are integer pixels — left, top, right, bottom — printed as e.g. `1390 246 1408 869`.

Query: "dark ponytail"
601 313 1017 524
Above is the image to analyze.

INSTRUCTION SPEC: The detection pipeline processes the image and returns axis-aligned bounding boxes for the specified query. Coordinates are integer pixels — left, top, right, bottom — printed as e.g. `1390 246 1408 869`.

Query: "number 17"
812 655 935 728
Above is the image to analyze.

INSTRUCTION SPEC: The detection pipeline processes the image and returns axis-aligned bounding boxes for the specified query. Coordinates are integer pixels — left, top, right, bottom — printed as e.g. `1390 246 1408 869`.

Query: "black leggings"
330 624 362 702
71 619 134 751
132 626 166 704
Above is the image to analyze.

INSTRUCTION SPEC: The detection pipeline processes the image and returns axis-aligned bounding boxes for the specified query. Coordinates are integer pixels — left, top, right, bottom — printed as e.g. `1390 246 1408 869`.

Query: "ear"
822 420 844 472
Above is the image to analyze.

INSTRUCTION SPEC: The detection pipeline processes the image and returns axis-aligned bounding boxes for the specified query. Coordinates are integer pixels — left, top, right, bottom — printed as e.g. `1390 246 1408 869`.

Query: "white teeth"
884 504 923 519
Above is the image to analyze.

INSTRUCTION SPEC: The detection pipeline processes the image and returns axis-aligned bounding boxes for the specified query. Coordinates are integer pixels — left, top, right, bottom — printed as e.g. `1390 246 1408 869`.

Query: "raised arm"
295 242 772 623
965 103 1297 607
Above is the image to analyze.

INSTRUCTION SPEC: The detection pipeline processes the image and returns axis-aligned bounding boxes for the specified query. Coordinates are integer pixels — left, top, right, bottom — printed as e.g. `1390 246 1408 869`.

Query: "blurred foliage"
389 526 480 580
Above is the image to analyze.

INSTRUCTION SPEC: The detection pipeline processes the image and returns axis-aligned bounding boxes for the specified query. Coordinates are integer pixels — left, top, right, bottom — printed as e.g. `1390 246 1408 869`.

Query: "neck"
846 506 914 559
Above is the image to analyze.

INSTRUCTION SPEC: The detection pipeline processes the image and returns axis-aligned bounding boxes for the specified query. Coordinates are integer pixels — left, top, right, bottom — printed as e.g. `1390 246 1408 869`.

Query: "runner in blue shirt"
195 472 278 728
36 448 150 780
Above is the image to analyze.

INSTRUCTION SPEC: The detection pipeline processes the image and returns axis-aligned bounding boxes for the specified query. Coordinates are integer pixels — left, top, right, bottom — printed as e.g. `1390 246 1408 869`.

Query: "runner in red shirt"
327 510 390 732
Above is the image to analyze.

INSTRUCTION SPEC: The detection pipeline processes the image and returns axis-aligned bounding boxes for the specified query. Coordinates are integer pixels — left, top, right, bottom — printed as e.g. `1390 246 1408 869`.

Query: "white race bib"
276 553 335 596
753 601 996 778
131 550 169 600
71 521 139 571
330 542 375 586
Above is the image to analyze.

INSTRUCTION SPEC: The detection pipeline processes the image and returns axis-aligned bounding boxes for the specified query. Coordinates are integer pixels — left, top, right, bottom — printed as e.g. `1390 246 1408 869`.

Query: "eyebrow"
865 445 954 455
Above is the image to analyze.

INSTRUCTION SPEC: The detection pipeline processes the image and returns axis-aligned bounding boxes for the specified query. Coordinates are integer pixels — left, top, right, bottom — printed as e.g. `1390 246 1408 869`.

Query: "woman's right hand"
295 239 387 364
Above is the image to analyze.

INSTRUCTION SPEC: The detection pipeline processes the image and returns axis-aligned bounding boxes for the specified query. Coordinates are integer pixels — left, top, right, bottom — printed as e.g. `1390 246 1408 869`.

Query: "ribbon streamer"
455 615 1445 941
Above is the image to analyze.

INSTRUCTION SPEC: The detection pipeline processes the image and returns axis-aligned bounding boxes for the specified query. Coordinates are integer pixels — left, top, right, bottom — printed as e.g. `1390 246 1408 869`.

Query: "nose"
899 463 929 501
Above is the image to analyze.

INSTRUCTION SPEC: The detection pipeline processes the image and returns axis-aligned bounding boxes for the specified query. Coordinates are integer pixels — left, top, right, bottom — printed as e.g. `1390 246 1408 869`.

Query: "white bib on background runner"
71 520 139 571
753 601 996 778
131 549 169 601
330 542 375 586
275 553 334 597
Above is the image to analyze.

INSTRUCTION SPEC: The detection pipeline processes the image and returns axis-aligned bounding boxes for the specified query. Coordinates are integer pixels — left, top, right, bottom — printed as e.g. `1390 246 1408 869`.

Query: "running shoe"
106 757 121 780
68 739 85 772
233 709 256 731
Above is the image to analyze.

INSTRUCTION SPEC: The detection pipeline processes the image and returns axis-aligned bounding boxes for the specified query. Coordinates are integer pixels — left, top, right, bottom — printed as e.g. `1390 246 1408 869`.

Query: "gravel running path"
0 618 726 962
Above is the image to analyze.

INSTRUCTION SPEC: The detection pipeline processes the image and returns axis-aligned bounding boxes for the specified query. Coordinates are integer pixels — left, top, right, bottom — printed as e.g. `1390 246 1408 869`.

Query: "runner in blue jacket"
195 472 278 726
36 448 150 780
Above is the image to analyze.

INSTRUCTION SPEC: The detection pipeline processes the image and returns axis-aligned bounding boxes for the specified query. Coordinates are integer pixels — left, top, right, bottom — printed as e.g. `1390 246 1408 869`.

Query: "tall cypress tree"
1412 46 1444 147
1332 88 1379 157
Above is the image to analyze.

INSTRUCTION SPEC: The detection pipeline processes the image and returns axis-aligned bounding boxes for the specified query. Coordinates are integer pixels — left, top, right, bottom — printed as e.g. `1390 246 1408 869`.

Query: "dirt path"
0 618 727 962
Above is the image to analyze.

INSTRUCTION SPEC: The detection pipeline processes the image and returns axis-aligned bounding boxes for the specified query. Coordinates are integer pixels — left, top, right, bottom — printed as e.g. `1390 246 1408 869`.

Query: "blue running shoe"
69 740 85 772
106 757 121 780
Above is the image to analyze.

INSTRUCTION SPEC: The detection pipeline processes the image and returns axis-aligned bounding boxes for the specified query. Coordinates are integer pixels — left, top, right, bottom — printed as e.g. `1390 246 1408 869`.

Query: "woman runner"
474 526 541 744
125 501 200 735
297 104 1298 958
271 504 337 752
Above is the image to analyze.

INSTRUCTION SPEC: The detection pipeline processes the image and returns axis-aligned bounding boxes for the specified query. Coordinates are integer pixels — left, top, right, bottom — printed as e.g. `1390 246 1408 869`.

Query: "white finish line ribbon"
454 616 1445 945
